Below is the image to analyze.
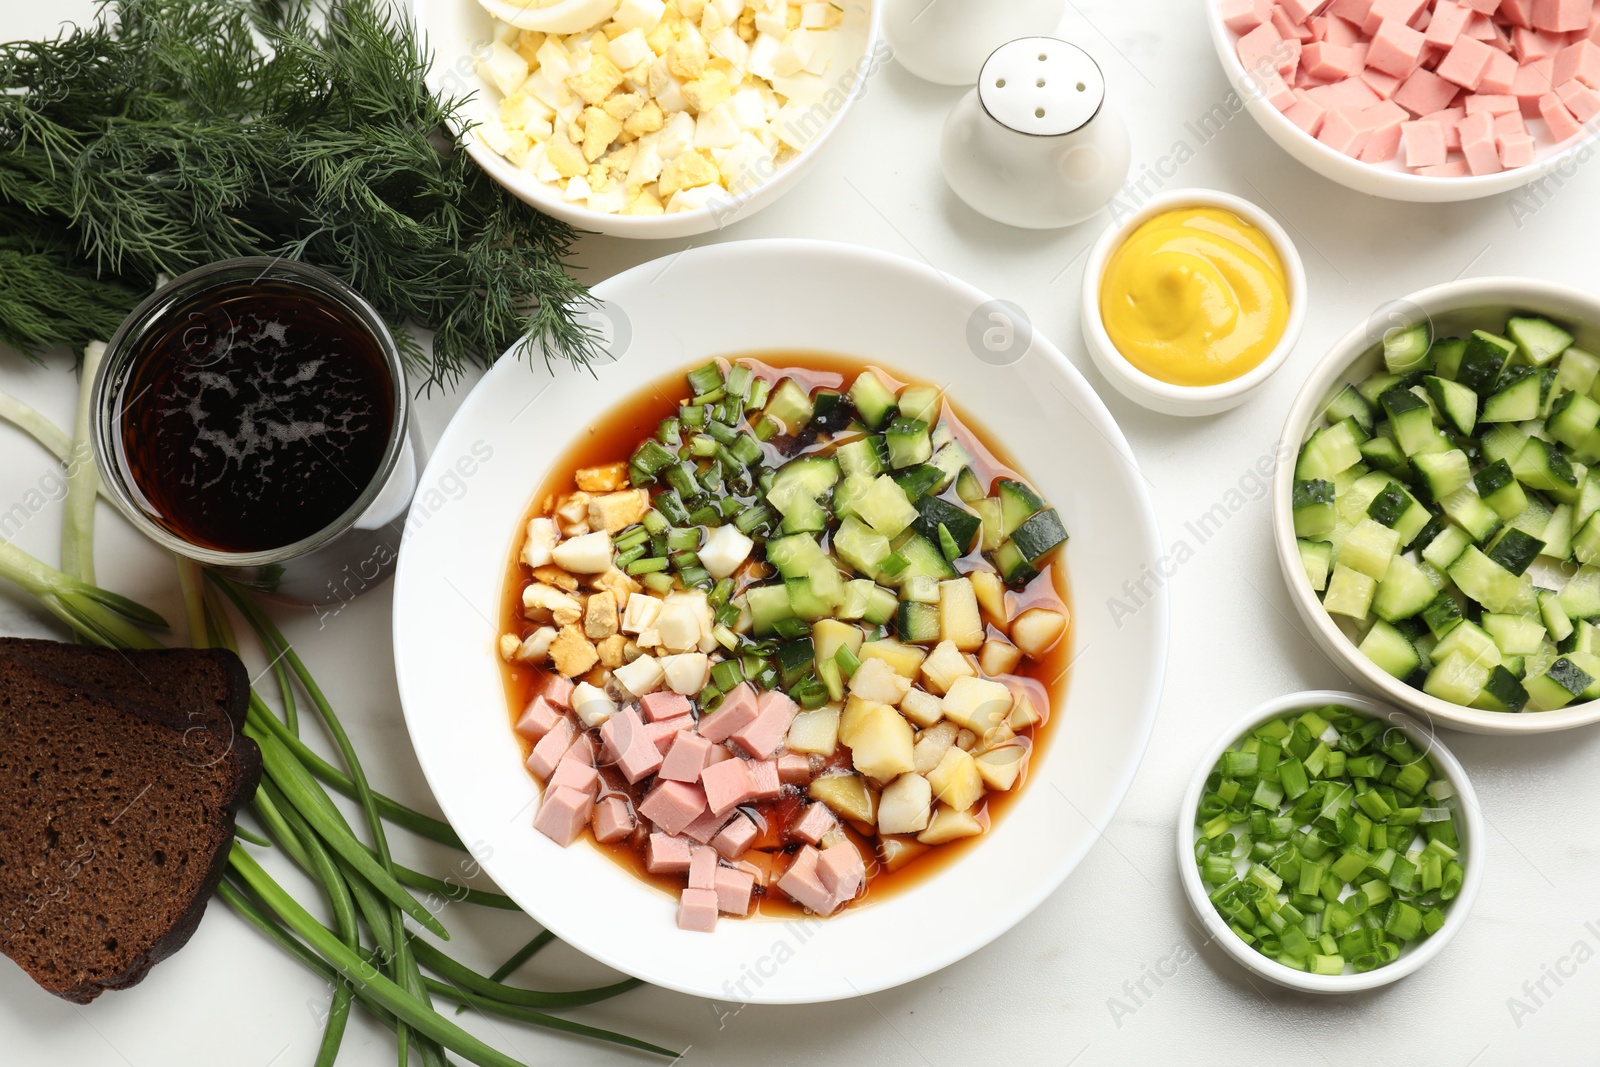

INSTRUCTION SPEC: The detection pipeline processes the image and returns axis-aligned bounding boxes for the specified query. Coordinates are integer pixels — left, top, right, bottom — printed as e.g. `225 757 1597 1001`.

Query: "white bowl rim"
391 236 1171 1002
1202 0 1597 197
1080 187 1308 408
411 0 885 237
1176 689 1485 994
1273 275 1600 735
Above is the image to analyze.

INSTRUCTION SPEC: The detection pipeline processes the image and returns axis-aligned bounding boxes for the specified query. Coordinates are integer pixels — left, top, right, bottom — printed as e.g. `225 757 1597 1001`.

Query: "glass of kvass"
91 258 420 607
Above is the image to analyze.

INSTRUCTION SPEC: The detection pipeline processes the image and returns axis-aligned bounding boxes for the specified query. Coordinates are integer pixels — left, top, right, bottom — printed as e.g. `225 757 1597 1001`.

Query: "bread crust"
0 641 261 1003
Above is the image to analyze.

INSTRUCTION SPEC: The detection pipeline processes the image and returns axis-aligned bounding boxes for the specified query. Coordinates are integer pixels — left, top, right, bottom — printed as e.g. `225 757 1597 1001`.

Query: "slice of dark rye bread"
0 639 261 1003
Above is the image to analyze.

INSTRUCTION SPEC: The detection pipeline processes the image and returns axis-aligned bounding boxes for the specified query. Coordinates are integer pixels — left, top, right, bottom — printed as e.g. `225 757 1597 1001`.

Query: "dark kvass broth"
115 278 393 553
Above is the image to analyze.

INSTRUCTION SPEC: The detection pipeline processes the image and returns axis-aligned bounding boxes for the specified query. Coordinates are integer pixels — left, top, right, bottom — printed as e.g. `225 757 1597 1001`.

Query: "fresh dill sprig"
0 0 602 387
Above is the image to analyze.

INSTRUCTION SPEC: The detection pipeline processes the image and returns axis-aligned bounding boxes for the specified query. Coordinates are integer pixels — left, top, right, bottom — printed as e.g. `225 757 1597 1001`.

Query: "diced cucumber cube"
1440 486 1503 542
1325 564 1377 619
1297 418 1367 480
1472 666 1529 713
1422 524 1473 569
1507 315 1576 366
1433 619 1501 668
1421 592 1465 639
1457 330 1518 395
1384 321 1433 374
1373 555 1440 623
1423 376 1478 436
764 378 815 433
1430 337 1468 381
1541 504 1574 560
1342 518 1402 580
1323 384 1374 433
1424 651 1490 706
1539 588 1575 643
1361 620 1421 679
1293 479 1337 537
1299 539 1334 592
1482 613 1547 656
1448 545 1537 614
848 370 897 429
1574 512 1600 566
1412 449 1471 500
1559 566 1600 621
1481 369 1543 424
1486 527 1545 576
1382 387 1450 456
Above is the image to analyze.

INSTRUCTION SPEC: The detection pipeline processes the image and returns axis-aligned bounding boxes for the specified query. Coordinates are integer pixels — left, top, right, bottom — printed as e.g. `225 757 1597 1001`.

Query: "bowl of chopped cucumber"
1276 277 1600 735
1179 691 1482 993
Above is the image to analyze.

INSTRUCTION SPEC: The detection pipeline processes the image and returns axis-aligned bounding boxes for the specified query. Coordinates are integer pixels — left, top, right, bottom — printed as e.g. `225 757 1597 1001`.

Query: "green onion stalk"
0 404 674 1065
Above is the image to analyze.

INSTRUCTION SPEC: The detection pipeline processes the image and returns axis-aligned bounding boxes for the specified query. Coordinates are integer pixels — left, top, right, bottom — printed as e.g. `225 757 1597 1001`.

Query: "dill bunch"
0 0 602 386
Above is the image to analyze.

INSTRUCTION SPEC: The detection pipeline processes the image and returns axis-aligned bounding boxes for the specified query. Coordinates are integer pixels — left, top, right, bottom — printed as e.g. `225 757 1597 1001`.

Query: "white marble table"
3 2 1598 1064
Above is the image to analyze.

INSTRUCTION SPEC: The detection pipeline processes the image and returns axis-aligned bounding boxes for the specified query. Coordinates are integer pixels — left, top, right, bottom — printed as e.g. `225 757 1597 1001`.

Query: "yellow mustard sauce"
1099 206 1290 388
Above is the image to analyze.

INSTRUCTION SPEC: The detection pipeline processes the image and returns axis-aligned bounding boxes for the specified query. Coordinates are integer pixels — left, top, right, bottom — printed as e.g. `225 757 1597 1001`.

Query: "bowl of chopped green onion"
1179 691 1483 993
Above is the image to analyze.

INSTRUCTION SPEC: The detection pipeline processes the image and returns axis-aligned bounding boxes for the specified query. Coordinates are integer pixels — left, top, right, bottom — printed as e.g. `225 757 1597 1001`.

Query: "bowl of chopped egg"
415 0 884 238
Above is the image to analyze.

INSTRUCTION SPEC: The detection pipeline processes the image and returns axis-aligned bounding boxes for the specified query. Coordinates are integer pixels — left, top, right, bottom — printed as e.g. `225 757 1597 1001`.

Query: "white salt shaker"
940 38 1131 230
883 0 1067 85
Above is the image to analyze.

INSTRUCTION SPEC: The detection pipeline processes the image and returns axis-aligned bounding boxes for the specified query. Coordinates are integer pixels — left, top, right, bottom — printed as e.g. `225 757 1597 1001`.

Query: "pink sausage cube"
1318 107 1373 154
688 845 719 889
817 843 867 913
730 690 800 759
640 691 692 723
1395 67 1462 113
1280 0 1335 22
1304 40 1361 78
644 715 692 754
1503 0 1538 27
1555 39 1600 86
1359 116 1407 160
1222 0 1274 34
1463 12 1498 40
1559 77 1600 118
677 887 719 932
660 731 715 783
777 752 813 785
1463 0 1504 14
1540 91 1585 138
1316 13 1365 44
514 696 564 741
1499 131 1538 165
1534 0 1592 32
700 757 753 816
1494 109 1529 136
1272 9 1315 48
1466 92 1522 112
1459 110 1506 171
543 676 575 710
592 796 635 843
1307 74 1384 109
1480 49 1521 93
714 866 756 916
712 813 759 860
548 753 599 796
646 832 692 874
526 716 575 780
1328 0 1374 25
1368 0 1427 24
775 845 834 914
696 683 760 743
1426 0 1474 46
1513 26 1562 60
681 805 731 844
638 779 707 836
617 732 665 784
1402 119 1449 165
599 707 647 766
1514 58 1558 113
1239 22 1287 75
533 786 594 847
705 744 734 766
1426 105 1469 146
1438 35 1499 86
1368 18 1428 76
746 759 781 801
792 802 837 846
1259 68 1298 110
1592 8 1600 42
1420 157 1473 176
1362 67 1405 98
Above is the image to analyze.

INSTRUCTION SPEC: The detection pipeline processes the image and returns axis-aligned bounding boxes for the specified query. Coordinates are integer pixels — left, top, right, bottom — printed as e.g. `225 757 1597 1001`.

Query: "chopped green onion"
687 361 725 395
626 556 670 575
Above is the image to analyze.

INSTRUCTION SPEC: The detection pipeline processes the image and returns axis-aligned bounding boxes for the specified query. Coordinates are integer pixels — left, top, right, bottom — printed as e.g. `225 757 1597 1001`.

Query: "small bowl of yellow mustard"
1081 188 1306 417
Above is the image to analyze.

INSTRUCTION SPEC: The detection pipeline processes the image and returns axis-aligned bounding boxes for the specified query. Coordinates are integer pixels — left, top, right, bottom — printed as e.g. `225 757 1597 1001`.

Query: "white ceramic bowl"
1274 276 1600 736
1080 188 1306 417
1177 690 1484 994
412 0 881 238
1204 1 1596 203
393 239 1168 1002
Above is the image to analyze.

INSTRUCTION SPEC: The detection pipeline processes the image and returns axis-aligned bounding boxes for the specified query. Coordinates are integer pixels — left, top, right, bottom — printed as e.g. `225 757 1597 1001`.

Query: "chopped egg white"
475 0 845 215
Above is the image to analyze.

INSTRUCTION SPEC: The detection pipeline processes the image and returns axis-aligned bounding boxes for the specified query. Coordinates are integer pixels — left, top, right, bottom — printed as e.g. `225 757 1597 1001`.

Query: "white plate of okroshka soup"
393 239 1167 1002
